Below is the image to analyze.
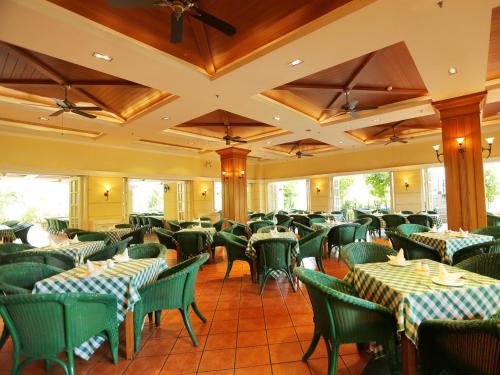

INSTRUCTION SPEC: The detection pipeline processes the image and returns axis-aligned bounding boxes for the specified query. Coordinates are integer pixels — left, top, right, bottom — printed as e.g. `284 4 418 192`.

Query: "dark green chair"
173 231 208 261
12 223 33 245
396 223 430 236
353 218 371 242
309 217 326 224
387 232 440 261
0 293 119 375
418 317 500 375
327 223 359 260
130 215 140 228
0 251 75 270
154 228 178 249
277 217 293 230
84 238 132 262
249 220 274 234
45 218 56 233
275 214 290 224
253 237 297 294
382 214 406 231
179 221 199 229
400 210 414 215
213 219 223 232
471 226 500 239
66 228 86 239
167 220 181 232
133 254 208 352
78 232 112 246
115 223 132 229
126 243 167 259
121 227 146 245
257 225 288 233
294 268 400 375
263 213 275 221
147 217 164 229
295 222 315 238
407 214 433 227
227 222 249 238
2 220 20 228
486 213 500 227
54 219 68 232
296 229 329 273
340 242 396 271
291 215 310 227
454 253 500 279
0 243 34 256
216 231 253 282
359 214 382 238
249 213 265 220
451 241 494 265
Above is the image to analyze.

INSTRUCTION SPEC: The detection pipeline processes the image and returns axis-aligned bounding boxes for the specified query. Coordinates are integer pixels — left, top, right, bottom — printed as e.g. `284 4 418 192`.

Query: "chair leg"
191 302 207 323
302 330 320 361
133 313 144 353
0 325 9 350
316 257 326 273
325 339 339 375
67 348 75 375
259 271 271 295
223 260 233 283
106 328 119 364
179 307 198 346
285 268 296 292
147 312 154 324
154 310 162 327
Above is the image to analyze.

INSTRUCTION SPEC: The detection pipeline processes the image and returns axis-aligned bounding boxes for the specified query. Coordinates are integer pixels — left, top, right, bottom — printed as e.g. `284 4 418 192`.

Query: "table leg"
401 333 417 375
124 312 134 360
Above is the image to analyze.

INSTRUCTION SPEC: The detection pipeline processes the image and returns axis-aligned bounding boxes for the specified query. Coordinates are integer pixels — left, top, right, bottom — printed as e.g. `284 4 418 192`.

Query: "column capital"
433 92 486 120
216 147 251 159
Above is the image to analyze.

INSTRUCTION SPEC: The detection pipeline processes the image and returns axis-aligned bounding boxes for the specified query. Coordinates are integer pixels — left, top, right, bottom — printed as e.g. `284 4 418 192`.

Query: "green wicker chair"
115 223 132 229
309 217 326 224
277 217 293 230
78 232 112 246
296 229 329 273
248 220 274 234
126 243 167 259
0 293 119 375
257 225 288 233
400 210 414 215
173 231 208 261
0 243 34 256
407 214 433 227
0 251 75 270
133 254 208 352
167 220 181 232
84 238 132 262
291 215 311 227
121 227 146 245
454 253 500 279
382 214 406 231
327 223 359 260
249 213 265 220
66 228 86 239
486 213 500 227
295 222 315 238
340 242 396 271
54 219 68 232
12 223 33 245
396 223 430 236
418 318 500 375
227 222 249 238
216 232 253 282
147 217 164 229
353 218 371 242
471 226 500 239
387 232 440 261
294 268 400 375
358 214 382 238
451 241 494 265
263 212 275 221
179 221 199 229
275 214 290 223
154 228 178 249
45 218 56 233
213 219 223 232
253 237 297 294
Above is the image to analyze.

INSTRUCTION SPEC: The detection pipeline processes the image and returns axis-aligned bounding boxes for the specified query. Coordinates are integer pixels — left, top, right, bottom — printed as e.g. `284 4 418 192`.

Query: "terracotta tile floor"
0 239 375 375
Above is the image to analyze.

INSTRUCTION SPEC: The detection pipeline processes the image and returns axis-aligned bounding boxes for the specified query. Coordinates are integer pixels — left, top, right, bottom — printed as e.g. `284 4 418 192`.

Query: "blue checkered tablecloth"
34 241 105 265
345 260 500 346
33 258 166 360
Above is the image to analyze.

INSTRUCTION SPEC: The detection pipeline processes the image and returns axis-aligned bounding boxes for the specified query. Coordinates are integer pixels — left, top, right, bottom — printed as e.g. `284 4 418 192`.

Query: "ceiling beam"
176 122 272 128
276 83 427 96
0 79 142 87
190 19 216 75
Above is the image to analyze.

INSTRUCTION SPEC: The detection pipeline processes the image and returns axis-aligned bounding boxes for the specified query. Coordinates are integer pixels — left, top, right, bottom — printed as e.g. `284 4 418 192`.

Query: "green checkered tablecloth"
311 221 341 231
408 232 493 264
178 227 216 247
246 232 299 278
346 260 500 346
35 241 105 265
0 224 15 242
101 228 133 244
33 258 166 360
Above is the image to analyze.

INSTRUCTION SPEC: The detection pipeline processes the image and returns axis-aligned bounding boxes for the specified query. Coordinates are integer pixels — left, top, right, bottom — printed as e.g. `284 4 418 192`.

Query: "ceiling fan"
381 122 409 145
324 90 378 119
25 85 102 119
289 142 313 158
222 125 247 145
107 0 237 43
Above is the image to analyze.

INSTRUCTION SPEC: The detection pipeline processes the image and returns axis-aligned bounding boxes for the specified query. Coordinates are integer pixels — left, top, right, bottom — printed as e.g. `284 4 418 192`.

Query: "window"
214 181 222 212
424 166 447 222
269 179 308 211
484 161 500 212
129 179 164 213
332 172 391 211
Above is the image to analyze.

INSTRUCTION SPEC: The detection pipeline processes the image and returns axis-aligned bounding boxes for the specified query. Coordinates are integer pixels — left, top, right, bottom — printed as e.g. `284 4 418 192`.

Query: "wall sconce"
201 188 208 198
222 171 229 180
403 179 409 191
239 170 245 179
483 137 494 158
164 184 170 193
315 185 321 193
104 185 111 201
433 144 444 163
456 137 465 157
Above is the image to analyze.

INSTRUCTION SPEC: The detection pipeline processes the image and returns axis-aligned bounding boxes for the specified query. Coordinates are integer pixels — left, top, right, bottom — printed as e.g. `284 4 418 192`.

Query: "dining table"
0 224 16 242
101 228 134 244
33 258 166 360
345 259 500 375
408 231 494 264
34 240 105 265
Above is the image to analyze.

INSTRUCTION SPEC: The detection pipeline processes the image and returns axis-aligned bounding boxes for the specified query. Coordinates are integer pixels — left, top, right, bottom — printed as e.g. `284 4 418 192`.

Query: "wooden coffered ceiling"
0 42 173 123
264 42 428 122
266 138 337 156
47 0 352 75
487 6 500 81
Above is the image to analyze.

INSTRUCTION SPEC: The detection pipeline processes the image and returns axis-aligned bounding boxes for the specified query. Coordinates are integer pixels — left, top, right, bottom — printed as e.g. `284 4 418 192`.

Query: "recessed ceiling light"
448 66 458 75
273 115 280 121
161 116 170 120
39 116 49 121
92 52 113 62
339 141 344 144
385 86 393 91
288 59 303 67
188 142 194 145
496 112 500 116
266 141 272 144
373 118 380 123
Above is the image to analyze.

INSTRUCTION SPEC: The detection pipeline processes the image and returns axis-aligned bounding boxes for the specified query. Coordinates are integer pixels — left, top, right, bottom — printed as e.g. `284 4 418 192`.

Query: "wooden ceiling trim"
276 82 427 96
0 116 103 138
190 19 216 75
0 79 141 87
175 122 273 128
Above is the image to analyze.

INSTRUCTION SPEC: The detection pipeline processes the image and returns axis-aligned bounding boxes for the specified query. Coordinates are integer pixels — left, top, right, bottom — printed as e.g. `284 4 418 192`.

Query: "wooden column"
433 92 487 230
216 147 250 223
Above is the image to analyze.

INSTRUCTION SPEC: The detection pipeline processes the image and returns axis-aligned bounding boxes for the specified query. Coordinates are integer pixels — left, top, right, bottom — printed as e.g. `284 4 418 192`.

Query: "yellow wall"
163 182 178 221
248 182 266 213
309 177 331 213
393 170 423 213
191 180 216 220
87 176 125 230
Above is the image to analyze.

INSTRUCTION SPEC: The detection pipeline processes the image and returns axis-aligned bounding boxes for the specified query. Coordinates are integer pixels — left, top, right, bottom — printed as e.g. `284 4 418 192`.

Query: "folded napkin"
415 261 430 274
387 249 407 265
113 248 130 262
70 235 80 244
106 259 115 269
438 264 463 283
429 225 438 233
87 260 95 273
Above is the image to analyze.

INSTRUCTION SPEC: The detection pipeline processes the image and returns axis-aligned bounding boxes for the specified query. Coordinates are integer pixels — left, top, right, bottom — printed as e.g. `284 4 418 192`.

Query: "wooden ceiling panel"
487 7 500 80
266 138 338 154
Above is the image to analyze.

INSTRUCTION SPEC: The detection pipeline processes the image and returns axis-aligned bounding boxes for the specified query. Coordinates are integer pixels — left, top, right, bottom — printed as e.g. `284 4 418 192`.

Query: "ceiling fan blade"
53 98 69 108
348 99 359 110
349 111 359 119
49 109 64 117
71 109 97 119
73 106 102 111
231 136 242 140
397 139 408 144
106 0 158 7
384 139 393 146
233 139 247 143
21 103 54 108
170 12 184 43
354 105 378 111
302 154 314 157
189 7 236 36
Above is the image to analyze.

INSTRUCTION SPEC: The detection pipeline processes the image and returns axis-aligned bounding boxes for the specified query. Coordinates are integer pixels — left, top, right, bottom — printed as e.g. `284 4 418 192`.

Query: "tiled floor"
0 239 373 375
